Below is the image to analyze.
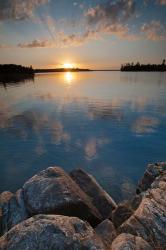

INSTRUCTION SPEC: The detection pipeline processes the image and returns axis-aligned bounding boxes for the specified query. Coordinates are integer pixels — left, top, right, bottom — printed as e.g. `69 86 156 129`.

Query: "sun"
63 63 74 69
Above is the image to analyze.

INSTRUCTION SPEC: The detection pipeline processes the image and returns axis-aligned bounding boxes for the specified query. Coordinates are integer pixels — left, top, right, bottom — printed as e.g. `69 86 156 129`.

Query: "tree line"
121 59 166 72
0 64 34 74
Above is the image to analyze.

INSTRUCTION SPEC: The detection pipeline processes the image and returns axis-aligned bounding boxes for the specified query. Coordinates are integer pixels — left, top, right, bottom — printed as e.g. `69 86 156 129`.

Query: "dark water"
0 72 166 202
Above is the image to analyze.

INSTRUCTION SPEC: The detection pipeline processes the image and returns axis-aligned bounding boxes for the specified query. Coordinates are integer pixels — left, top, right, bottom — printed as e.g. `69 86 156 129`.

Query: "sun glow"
63 63 74 69
65 72 73 84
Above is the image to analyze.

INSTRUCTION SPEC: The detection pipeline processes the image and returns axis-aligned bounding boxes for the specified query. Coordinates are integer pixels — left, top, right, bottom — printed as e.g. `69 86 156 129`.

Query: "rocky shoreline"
0 162 165 249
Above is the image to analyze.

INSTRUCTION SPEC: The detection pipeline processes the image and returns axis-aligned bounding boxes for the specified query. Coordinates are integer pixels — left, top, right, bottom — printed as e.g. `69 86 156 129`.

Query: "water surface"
0 71 166 202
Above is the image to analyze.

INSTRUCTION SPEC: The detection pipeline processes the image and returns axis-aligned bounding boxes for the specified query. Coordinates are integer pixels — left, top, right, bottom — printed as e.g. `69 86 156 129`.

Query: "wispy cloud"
0 0 49 21
141 20 166 41
18 39 52 48
17 30 100 48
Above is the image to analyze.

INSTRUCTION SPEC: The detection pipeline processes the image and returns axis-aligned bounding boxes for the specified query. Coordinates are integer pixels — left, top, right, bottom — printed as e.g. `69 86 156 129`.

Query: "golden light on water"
65 72 73 84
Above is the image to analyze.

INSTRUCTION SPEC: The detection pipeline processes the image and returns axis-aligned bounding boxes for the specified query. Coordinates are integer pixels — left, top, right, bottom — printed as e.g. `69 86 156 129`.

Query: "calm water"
0 72 166 202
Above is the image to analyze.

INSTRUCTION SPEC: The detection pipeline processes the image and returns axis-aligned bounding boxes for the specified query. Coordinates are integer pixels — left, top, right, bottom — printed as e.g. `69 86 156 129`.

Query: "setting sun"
63 63 74 69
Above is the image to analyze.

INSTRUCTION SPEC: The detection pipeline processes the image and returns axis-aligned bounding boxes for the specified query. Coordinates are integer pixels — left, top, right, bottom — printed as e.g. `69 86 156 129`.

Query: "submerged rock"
70 169 117 219
111 233 152 250
23 166 102 227
0 214 106 250
0 190 28 236
95 219 117 249
119 163 166 248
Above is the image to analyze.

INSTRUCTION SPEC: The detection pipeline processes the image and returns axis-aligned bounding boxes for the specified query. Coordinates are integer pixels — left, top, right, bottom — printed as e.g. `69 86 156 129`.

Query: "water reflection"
0 74 34 88
0 71 166 202
132 116 159 135
65 72 73 84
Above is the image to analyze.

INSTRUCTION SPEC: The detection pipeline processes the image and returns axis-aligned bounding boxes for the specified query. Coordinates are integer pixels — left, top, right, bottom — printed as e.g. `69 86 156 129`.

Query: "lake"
0 71 166 202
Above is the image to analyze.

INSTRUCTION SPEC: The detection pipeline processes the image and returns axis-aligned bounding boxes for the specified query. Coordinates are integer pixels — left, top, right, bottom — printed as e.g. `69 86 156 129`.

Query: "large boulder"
23 166 102 227
111 233 152 250
119 165 166 248
0 190 28 236
70 169 117 219
0 214 106 250
95 219 117 249
137 162 166 194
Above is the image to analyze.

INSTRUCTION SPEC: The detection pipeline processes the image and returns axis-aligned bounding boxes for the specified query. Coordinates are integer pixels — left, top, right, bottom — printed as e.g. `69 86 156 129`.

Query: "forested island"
0 64 34 74
0 64 34 86
121 59 166 72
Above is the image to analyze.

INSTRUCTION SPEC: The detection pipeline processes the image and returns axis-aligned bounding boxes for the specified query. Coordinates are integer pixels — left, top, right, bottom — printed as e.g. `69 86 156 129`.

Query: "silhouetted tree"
121 60 166 72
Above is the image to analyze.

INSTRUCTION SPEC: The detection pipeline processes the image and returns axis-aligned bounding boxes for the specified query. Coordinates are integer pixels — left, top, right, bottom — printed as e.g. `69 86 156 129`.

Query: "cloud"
56 30 100 47
84 0 137 41
0 0 49 21
18 39 52 48
0 44 9 48
85 0 136 26
156 0 166 5
17 30 100 48
141 20 166 41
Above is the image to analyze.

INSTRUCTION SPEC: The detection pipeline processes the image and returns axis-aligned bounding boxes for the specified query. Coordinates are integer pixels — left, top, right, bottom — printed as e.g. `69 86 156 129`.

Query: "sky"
0 0 166 69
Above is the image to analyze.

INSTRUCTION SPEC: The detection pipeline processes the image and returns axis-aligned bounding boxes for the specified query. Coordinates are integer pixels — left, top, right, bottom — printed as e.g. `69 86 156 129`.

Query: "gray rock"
23 166 102 226
119 170 166 248
0 214 106 250
70 169 117 219
111 233 152 250
0 190 28 236
137 162 166 194
95 219 117 249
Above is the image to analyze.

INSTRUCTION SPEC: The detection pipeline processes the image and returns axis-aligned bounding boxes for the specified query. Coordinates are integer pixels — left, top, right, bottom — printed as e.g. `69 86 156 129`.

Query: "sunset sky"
0 0 166 69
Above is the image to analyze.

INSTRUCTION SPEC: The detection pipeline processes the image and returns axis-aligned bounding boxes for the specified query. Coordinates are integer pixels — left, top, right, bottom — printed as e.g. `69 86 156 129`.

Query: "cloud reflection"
132 116 159 135
85 137 109 160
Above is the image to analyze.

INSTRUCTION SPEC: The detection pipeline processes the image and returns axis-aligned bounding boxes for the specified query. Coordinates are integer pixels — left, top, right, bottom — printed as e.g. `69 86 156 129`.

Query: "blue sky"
0 0 166 69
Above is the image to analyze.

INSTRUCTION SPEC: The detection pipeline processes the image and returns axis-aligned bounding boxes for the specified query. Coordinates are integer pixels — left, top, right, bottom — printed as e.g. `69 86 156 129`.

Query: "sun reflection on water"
65 72 73 85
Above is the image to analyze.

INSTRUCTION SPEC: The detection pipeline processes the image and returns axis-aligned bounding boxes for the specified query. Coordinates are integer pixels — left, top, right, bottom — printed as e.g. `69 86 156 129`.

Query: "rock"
112 203 133 228
119 169 166 248
0 190 28 236
111 193 143 229
111 233 152 250
70 169 117 219
0 214 106 250
23 166 102 227
129 194 143 210
95 219 117 249
137 162 166 194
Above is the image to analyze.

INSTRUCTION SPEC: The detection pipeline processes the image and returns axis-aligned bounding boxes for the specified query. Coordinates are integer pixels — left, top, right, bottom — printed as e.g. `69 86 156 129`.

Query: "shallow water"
0 71 166 202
